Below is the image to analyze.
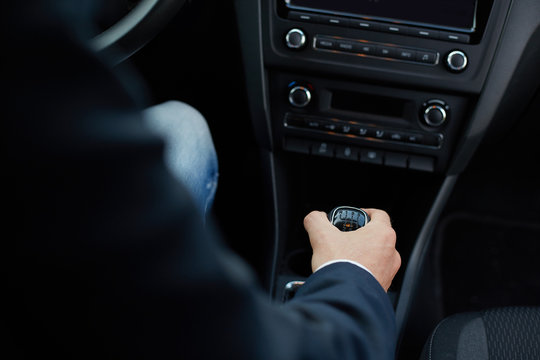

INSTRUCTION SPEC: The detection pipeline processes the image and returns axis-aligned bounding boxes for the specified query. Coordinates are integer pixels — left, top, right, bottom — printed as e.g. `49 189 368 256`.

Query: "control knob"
285 28 306 49
422 100 449 127
446 50 468 72
288 85 312 108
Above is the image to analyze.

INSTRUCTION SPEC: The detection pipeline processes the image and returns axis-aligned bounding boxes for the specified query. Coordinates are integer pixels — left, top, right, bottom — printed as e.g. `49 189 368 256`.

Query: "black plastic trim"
395 175 458 343
235 0 273 150
448 0 540 174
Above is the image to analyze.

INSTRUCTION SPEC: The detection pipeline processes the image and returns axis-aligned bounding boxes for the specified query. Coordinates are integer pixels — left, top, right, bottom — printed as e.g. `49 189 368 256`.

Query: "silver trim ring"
288 86 311 107
285 28 306 49
446 50 468 72
424 105 447 127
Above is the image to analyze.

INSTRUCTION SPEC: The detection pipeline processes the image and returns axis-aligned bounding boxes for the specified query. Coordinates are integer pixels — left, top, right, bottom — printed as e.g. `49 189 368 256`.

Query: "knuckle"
372 208 391 223
393 251 402 270
303 211 318 226
382 226 397 242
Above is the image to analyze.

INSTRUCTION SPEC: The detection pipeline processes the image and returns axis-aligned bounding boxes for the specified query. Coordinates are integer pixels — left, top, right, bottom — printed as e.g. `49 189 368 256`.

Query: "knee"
143 99 218 173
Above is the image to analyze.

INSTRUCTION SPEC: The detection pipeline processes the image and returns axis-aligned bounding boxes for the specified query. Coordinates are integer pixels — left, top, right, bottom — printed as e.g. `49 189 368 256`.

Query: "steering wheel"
90 0 188 65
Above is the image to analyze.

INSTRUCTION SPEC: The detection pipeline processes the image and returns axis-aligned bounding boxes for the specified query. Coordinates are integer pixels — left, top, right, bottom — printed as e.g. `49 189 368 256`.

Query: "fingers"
362 208 392 226
303 211 333 235
304 208 393 233
304 208 400 289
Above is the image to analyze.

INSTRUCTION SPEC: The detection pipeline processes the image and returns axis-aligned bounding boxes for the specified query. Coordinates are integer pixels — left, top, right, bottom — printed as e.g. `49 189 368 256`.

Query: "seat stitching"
428 317 451 360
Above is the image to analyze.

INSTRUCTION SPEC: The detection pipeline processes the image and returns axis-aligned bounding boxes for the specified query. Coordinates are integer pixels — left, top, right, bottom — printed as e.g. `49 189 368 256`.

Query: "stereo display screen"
285 0 478 32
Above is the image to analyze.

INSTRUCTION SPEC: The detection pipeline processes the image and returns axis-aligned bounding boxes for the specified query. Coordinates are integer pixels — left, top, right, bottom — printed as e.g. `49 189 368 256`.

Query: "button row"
284 113 443 148
283 137 435 172
288 11 471 44
315 36 438 65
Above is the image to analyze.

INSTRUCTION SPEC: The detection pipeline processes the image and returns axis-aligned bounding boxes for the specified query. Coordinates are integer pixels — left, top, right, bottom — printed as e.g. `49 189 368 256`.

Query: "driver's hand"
304 209 401 292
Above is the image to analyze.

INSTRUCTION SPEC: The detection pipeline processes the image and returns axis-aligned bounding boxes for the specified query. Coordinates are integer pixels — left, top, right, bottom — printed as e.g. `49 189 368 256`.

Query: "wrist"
314 259 375 278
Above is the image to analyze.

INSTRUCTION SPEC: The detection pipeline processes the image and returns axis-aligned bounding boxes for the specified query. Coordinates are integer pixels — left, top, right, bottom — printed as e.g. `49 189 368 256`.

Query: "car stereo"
263 0 504 173
284 0 478 34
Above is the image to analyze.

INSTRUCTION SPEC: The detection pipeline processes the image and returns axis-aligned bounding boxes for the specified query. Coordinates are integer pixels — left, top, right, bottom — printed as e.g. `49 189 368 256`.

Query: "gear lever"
328 206 370 231
282 206 370 302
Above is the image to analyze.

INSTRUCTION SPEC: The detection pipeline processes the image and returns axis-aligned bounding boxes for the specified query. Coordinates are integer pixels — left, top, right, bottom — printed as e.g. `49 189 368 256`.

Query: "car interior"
92 0 540 358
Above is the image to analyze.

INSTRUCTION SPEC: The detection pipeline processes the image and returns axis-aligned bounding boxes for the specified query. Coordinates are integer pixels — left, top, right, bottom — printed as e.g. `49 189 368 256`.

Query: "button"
284 114 305 128
422 133 444 147
283 138 310 154
409 156 435 172
318 15 349 27
377 46 397 58
360 149 384 165
339 123 354 134
349 20 382 31
439 32 470 43
355 126 370 136
374 129 385 138
381 24 408 34
386 131 406 142
336 145 359 161
396 48 416 61
288 11 320 23
384 152 408 168
404 132 423 144
305 119 321 130
321 122 338 132
416 51 438 64
315 37 337 50
336 40 356 53
355 43 376 55
408 27 440 39
311 142 335 157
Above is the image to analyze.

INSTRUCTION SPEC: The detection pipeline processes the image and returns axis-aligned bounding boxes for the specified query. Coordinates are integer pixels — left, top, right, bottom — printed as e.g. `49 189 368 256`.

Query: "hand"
304 208 401 292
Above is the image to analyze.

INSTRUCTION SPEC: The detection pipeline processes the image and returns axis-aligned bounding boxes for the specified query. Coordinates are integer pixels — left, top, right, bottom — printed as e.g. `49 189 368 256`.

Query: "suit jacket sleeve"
5 2 396 359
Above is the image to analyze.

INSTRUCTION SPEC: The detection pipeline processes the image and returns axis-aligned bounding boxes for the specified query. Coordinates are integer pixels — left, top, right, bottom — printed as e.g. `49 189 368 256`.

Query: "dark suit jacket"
4 1 396 359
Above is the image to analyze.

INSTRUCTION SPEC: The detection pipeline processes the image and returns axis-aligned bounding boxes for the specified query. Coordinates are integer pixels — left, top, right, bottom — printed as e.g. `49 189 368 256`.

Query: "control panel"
270 72 470 173
259 0 508 173
313 34 440 67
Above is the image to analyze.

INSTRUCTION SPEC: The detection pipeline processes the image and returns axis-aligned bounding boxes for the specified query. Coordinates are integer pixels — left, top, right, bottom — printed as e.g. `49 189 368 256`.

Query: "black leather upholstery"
420 307 540 360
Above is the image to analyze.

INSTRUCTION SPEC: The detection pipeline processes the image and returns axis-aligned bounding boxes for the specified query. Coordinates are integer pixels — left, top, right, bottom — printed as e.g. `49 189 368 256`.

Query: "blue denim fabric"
143 101 219 216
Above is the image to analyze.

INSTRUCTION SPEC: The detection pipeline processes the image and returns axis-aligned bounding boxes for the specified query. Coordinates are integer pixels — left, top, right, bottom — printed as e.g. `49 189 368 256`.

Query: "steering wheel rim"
90 0 187 65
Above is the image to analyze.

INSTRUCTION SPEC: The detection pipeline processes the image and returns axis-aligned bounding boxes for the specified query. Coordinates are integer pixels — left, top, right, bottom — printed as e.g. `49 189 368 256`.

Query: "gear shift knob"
328 206 370 231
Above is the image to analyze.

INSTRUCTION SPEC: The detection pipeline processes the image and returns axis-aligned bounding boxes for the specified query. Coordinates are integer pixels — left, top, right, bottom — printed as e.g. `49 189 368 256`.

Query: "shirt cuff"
314 259 375 278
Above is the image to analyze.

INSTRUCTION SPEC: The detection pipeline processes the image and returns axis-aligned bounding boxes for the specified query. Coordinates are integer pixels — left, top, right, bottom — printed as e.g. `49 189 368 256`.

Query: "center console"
235 0 512 319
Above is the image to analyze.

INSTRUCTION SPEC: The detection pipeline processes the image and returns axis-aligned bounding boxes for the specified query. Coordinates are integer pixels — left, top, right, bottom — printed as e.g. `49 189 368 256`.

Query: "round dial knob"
288 86 312 108
422 101 448 127
446 50 468 72
285 28 306 49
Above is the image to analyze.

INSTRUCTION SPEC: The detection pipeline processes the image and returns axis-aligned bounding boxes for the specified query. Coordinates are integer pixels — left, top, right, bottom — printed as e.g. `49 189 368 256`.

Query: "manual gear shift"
328 206 370 231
